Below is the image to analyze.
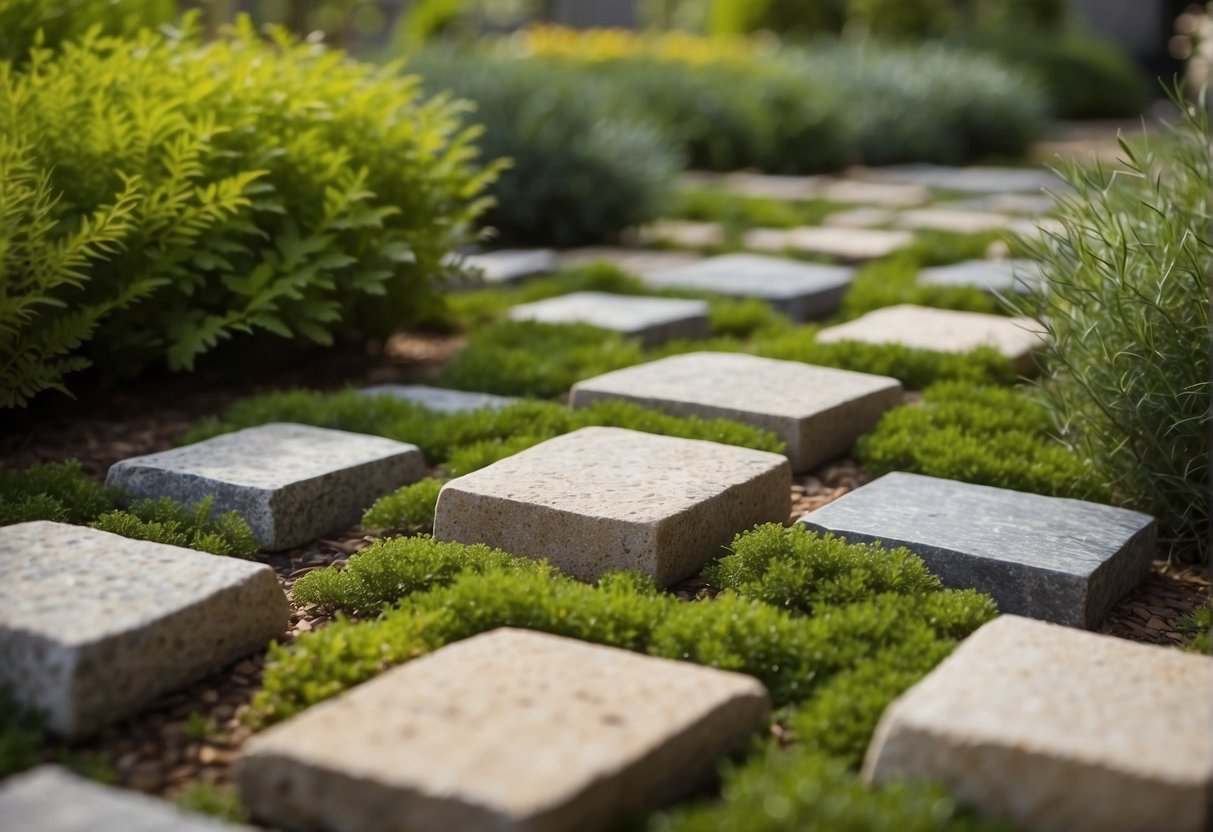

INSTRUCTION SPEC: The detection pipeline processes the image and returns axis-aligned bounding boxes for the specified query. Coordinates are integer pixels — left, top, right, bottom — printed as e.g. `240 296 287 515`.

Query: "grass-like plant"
1179 604 1211 654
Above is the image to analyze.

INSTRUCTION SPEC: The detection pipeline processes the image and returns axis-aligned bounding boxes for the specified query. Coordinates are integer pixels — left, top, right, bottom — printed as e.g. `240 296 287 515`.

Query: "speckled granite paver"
745 226 914 262
460 249 558 284
237 628 770 832
507 291 710 346
640 254 854 320
0 522 288 737
863 616 1213 832
0 766 253 831
106 423 425 551
855 164 1064 194
815 304 1044 375
360 384 517 413
799 473 1156 627
434 427 790 584
571 353 901 471
917 259 1044 294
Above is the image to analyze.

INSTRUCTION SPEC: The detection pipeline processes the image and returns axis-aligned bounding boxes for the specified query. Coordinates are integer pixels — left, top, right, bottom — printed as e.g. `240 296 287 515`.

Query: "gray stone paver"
745 226 914 262
894 208 1015 234
640 253 854 320
822 207 893 228
507 291 710 346
237 628 771 832
106 423 426 551
855 164 1064 194
799 472 1156 627
945 193 1055 216
570 353 901 471
434 427 790 585
458 249 558 284
863 615 1213 832
0 522 288 737
0 766 253 831
360 384 517 413
818 179 931 207
917 259 1044 294
555 247 704 276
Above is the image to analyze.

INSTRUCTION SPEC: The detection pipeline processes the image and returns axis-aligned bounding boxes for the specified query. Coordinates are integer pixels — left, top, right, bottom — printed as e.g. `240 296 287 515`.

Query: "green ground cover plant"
361 478 445 533
0 693 114 781
1179 605 1211 654
857 381 1109 500
90 496 259 559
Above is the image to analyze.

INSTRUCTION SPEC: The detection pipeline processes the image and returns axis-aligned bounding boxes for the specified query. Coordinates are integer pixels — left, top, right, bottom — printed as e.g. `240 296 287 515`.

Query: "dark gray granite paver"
640 254 854 320
107 423 426 551
917 259 1044 294
360 384 517 413
507 291 710 345
799 472 1156 628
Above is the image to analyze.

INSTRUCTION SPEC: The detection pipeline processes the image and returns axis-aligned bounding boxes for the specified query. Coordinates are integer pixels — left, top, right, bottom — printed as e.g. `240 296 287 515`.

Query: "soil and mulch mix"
1 334 1208 802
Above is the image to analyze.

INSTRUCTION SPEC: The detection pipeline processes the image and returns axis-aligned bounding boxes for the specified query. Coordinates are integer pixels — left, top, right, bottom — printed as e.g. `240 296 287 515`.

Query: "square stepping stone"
917 259 1044 294
747 226 914 262
856 164 1064 194
894 208 1014 234
798 472 1156 627
106 423 426 551
237 628 771 832
360 384 517 413
459 248 558 284
0 765 253 830
433 426 790 585
0 522 288 737
720 171 825 200
863 615 1213 832
815 304 1044 375
640 253 854 320
822 206 893 229
570 353 902 472
556 247 704 276
637 220 724 248
507 291 710 346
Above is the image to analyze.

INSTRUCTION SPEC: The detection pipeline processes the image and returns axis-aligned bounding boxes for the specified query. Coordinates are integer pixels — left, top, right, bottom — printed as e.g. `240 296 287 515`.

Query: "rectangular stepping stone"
433 426 790 585
818 178 930 206
946 192 1055 216
0 766 253 831
0 522 288 737
237 628 771 832
556 247 704 276
894 208 1014 234
459 248 558 284
863 615 1213 832
917 259 1044 294
822 206 893 229
570 353 902 472
746 226 914 262
815 304 1044 375
507 291 710 346
856 164 1064 194
640 253 854 320
637 219 724 248
719 171 826 201
360 384 516 413
799 472 1156 627
107 423 425 551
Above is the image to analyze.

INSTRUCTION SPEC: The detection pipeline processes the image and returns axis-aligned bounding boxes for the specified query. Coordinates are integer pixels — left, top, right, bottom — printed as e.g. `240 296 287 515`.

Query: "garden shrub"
1010 103 1211 556
90 496 259 559
856 381 1109 500
361 478 445 533
0 19 493 407
0 0 174 63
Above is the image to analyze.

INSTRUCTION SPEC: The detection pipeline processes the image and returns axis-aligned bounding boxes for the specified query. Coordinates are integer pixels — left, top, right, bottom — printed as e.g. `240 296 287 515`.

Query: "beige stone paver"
507 291 710 346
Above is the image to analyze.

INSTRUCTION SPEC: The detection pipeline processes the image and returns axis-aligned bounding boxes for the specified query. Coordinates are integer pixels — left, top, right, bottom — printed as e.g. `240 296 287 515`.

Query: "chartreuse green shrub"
857 381 1109 500
1010 102 1210 557
0 0 174 63
0 19 493 407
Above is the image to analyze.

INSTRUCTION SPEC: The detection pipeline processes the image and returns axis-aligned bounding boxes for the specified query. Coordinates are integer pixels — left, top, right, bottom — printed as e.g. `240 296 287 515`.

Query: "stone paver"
893 208 1014 234
863 615 1213 832
815 304 1044 374
689 170 827 201
434 427 790 585
917 259 1044 295
822 206 893 229
459 249 558 284
507 291 710 346
637 220 724 248
640 253 854 320
238 628 770 832
570 353 901 472
946 192 1055 216
360 384 517 413
0 522 288 737
745 226 914 262
818 178 931 207
556 247 704 276
0 766 252 831
799 472 1156 627
855 164 1064 194
107 423 425 551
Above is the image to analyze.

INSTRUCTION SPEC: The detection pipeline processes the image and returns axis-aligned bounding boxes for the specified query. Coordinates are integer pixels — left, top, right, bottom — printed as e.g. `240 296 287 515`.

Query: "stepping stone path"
799 472 1156 627
360 384 516 413
638 219 724 248
570 353 902 472
107 423 426 551
815 304 1044 375
817 178 931 207
238 628 770 832
433 426 789 585
856 164 1064 194
0 766 253 831
917 259 1044 294
507 291 710 346
641 253 854 320
822 206 893 229
863 615 1213 832
458 248 558 284
0 522 287 737
744 226 914 262
556 247 704 276
893 207 1015 234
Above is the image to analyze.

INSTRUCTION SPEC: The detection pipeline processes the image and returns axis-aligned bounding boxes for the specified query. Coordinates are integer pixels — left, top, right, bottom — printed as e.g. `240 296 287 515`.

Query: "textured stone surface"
894 208 1014 234
863 616 1213 832
571 353 901 471
360 384 516 413
0 766 251 831
434 427 790 584
107 423 425 551
746 226 914 262
556 247 703 276
507 291 710 346
238 628 771 832
856 164 1064 193
641 253 853 321
815 304 1044 374
0 522 288 737
917 259 1044 294
799 472 1156 627
460 248 558 284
